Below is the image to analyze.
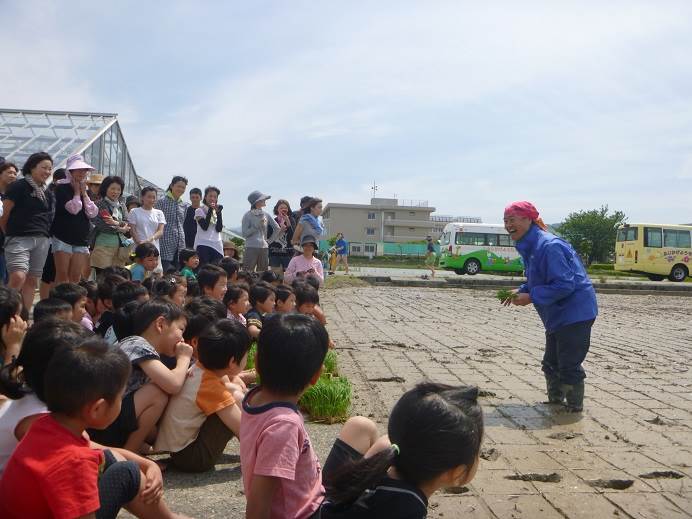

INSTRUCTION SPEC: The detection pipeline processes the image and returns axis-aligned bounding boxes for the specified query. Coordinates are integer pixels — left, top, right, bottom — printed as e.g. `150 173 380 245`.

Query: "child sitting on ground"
294 282 335 349
94 274 127 338
219 257 240 283
224 282 250 325
183 296 227 356
107 281 150 344
179 248 199 280
259 270 280 286
274 284 296 313
79 279 99 330
155 319 250 472
32 298 73 323
245 281 275 340
0 319 92 474
129 242 160 282
88 299 193 454
197 264 228 301
284 235 324 285
0 338 187 518
153 275 187 307
49 282 89 327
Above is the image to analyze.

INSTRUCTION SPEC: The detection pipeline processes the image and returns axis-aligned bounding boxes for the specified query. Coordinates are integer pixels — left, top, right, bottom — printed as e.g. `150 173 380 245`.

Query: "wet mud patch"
443 486 471 494
480 448 501 461
639 471 684 479
368 376 406 383
506 472 562 483
587 479 634 490
478 390 497 397
548 432 583 440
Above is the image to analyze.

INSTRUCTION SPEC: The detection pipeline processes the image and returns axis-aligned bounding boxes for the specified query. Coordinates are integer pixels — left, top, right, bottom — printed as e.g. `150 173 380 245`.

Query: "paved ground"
135 287 692 518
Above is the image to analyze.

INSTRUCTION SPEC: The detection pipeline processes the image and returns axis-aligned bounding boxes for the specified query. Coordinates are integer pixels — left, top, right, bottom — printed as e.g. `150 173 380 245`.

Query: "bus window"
486 234 498 246
456 232 485 246
498 234 511 247
617 227 638 241
664 229 691 248
644 227 662 248
440 232 450 245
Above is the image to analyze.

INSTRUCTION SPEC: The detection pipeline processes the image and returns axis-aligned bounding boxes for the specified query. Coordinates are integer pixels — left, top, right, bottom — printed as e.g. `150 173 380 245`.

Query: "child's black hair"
179 248 198 265
223 282 249 307
249 281 275 307
78 279 98 304
140 186 157 198
133 242 159 259
0 319 92 401
219 257 240 279
326 383 484 504
44 338 131 416
99 266 131 281
183 296 226 342
259 270 279 284
256 313 328 394
189 187 202 197
235 270 255 286
49 282 88 307
186 278 200 298
141 273 159 294
294 283 319 306
303 274 320 292
132 299 186 337
198 319 251 370
33 298 72 323
274 284 294 304
112 281 148 310
0 286 22 356
113 300 143 341
197 264 227 292
97 274 128 303
152 275 183 300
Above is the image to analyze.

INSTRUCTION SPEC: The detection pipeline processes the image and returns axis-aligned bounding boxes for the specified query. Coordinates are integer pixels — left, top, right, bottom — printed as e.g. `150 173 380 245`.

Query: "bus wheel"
647 274 665 281
668 264 689 282
454 269 466 275
464 259 481 275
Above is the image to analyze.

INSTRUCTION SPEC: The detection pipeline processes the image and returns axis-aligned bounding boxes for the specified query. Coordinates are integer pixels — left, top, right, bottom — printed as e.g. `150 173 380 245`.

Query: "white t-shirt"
0 393 48 474
128 207 166 252
193 206 223 256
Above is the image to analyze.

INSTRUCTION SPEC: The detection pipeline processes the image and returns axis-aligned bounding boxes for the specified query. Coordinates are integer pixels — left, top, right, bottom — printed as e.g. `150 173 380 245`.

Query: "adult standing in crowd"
501 201 598 413
194 186 224 266
184 187 202 249
156 176 188 272
424 235 437 279
0 152 55 313
90 176 132 273
0 160 19 283
86 172 104 202
334 232 349 274
38 169 65 300
268 199 295 274
241 190 281 272
292 197 324 246
50 154 99 284
292 195 312 223
127 186 166 265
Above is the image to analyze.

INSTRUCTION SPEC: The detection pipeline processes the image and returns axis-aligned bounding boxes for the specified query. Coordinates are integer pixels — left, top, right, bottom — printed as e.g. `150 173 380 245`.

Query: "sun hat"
87 172 105 185
248 190 271 206
65 154 94 171
301 234 318 248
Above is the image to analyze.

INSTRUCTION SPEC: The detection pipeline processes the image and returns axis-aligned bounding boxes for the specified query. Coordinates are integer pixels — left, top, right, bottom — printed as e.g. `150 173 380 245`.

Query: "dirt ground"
124 287 692 518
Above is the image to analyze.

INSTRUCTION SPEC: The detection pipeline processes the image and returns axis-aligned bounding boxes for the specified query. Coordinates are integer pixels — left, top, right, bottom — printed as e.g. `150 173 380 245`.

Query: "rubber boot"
545 374 564 404
562 382 585 412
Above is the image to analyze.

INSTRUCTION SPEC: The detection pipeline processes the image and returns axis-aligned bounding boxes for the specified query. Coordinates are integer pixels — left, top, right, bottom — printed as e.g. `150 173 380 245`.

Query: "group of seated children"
0 246 484 518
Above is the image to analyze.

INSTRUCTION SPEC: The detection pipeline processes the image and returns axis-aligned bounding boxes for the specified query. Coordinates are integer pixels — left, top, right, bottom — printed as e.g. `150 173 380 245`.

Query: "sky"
3 0 692 226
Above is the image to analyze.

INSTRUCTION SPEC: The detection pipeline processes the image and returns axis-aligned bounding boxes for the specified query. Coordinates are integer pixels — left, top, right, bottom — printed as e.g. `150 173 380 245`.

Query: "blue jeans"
542 319 594 385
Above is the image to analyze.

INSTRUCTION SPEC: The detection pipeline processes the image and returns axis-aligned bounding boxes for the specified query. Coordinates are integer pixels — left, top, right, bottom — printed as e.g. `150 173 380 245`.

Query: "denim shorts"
51 236 90 255
4 235 51 278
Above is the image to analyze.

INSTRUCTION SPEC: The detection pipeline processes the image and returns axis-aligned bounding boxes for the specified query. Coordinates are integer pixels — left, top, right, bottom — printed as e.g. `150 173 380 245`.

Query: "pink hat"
65 154 94 171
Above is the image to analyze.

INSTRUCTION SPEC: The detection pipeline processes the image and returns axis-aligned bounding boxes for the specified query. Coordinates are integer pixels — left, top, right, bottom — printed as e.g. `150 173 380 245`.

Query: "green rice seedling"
496 288 517 303
245 342 257 371
323 350 338 376
300 375 352 423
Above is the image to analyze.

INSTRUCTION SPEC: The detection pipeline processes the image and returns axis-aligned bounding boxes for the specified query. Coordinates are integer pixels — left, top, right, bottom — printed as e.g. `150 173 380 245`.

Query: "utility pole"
371 180 378 198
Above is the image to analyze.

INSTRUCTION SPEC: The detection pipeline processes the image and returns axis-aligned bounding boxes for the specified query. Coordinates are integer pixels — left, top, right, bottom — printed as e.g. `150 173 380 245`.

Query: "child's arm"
103 446 164 505
247 324 261 339
215 401 242 436
139 343 193 394
246 475 281 519
313 304 327 326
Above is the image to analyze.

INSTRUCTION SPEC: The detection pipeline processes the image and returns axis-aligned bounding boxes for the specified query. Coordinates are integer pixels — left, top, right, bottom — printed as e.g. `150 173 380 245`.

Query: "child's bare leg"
125 468 193 519
338 416 380 455
124 384 168 453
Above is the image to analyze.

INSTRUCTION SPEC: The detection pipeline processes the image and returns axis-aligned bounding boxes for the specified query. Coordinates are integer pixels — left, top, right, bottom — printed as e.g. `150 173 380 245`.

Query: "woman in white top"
194 186 224 266
0 320 92 474
127 186 166 272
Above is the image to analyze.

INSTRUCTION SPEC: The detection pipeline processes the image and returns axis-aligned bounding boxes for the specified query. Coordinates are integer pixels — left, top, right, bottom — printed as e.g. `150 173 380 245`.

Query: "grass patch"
324 276 369 289
299 374 352 423
323 350 338 376
245 342 257 371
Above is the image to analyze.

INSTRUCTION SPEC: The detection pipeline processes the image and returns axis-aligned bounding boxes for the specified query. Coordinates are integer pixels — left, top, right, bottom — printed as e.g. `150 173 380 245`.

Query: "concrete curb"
356 276 692 297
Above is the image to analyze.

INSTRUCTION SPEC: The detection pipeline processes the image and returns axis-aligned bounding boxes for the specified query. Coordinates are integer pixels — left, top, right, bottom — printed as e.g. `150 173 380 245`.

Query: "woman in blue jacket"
501 201 598 412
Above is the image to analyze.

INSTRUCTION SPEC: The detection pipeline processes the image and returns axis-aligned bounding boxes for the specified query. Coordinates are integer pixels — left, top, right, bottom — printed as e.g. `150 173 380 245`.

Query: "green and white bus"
438 222 524 275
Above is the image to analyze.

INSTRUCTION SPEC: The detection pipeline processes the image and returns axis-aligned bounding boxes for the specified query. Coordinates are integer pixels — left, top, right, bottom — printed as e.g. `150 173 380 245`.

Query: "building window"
367 212 376 220
366 228 375 236
364 244 377 253
409 211 415 216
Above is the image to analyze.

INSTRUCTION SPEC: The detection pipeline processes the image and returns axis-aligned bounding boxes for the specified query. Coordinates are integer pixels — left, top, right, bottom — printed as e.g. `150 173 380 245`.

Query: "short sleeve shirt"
0 414 103 519
119 335 160 395
245 308 264 331
240 387 323 519
127 207 166 252
5 178 55 237
155 364 235 453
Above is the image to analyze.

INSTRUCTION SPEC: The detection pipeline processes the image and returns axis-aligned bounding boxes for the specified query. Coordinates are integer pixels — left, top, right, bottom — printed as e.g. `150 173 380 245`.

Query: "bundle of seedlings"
299 374 352 423
496 288 518 303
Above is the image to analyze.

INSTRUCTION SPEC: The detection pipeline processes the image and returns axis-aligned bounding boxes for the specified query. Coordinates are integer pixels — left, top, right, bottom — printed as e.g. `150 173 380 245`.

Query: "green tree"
559 206 626 265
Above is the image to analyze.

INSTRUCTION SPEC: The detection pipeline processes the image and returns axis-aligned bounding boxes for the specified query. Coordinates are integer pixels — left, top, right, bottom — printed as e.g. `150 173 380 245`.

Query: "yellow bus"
615 223 692 282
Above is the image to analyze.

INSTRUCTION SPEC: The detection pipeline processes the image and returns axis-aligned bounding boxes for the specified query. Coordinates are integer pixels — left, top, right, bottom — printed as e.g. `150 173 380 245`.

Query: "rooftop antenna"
371 180 378 197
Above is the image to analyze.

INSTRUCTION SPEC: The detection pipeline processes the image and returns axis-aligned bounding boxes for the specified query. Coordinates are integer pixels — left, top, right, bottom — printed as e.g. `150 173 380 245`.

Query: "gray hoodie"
241 209 281 248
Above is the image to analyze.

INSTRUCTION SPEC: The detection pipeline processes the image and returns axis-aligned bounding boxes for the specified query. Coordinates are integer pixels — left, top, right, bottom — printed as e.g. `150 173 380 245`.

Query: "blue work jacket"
516 224 598 333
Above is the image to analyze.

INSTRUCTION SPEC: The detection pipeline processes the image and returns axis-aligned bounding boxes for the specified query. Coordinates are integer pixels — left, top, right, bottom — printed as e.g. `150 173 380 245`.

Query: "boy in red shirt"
0 338 188 519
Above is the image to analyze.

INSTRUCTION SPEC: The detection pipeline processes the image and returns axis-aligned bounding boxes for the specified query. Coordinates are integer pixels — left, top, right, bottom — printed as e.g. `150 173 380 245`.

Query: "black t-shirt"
320 477 428 519
50 184 92 246
5 178 55 237
184 206 198 248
